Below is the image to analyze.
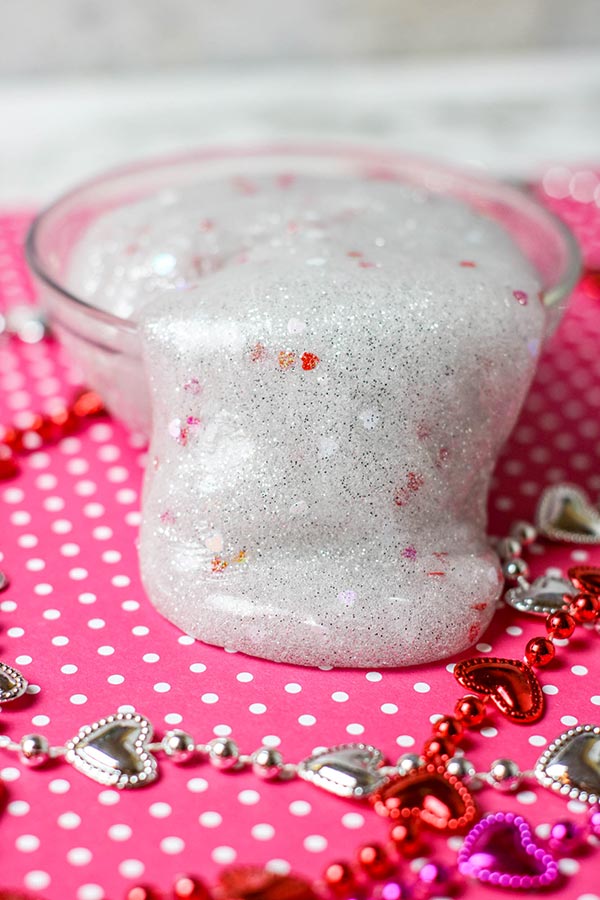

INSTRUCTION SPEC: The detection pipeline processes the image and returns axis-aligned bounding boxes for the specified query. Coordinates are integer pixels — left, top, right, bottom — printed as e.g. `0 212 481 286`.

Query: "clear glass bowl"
26 144 581 436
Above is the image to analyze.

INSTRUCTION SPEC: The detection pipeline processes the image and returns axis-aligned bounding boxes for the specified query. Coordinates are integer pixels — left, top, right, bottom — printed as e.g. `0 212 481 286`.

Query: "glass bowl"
26 144 580 437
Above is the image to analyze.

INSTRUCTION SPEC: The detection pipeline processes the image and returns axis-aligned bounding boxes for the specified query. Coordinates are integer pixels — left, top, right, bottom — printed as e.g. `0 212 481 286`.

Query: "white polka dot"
83 502 104 518
249 703 267 714
212 846 236 864
558 858 580 875
341 812 365 829
26 558 44 571
42 608 60 620
19 534 38 548
67 847 92 866
149 802 172 818
7 626 24 638
32 714 50 727
60 543 80 557
153 682 171 693
238 790 261 805
0 600 17 612
304 834 328 852
49 779 71 794
24 871 51 890
52 635 69 646
16 834 40 852
92 526 113 540
69 567 89 581
591 696 600 706
567 799 588 814
143 653 160 663
480 726 498 738
381 703 398 714
121 600 139 611
572 665 588 676
366 671 382 682
78 592 96 605
346 723 365 735
201 692 219 704
70 694 88 705
118 705 136 714
516 791 537 804
1 767 21 781
266 860 291 875
51 519 72 534
289 800 312 816
190 662 207 673
119 859 144 878
87 618 105 630
284 682 302 693
332 691 349 703
108 674 125 685
8 800 30 816
252 823 275 841
187 778 209 793
177 635 195 645
161 835 185 854
414 682 431 693
506 625 523 636
396 735 416 747
298 714 316 726
261 735 281 747
528 735 547 747
543 684 559 695
165 713 182 725
102 550 122 564
535 823 551 839
200 811 223 828
561 715 578 726
77 885 104 900
16 655 32 665
112 575 130 587
132 625 149 636
237 672 254 682
58 812 81 829
476 642 492 652
108 824 132 841
34 583 52 596
97 646 115 657
116 488 137 504
575 894 600 900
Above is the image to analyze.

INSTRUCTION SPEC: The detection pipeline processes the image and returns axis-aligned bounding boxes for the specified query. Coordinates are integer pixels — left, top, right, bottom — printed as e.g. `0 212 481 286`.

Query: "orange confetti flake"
278 350 297 370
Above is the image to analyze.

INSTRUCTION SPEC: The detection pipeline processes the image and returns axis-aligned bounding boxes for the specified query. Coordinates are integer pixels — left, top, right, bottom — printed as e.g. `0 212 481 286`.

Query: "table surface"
2 177 600 899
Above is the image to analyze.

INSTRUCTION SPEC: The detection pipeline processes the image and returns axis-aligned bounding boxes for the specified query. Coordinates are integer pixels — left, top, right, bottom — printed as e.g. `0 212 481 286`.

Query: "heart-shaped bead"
219 867 318 900
454 656 544 724
568 565 600 596
535 724 600 804
65 711 157 789
0 661 28 704
370 762 477 833
458 811 559 890
504 575 576 617
297 743 387 799
536 483 600 543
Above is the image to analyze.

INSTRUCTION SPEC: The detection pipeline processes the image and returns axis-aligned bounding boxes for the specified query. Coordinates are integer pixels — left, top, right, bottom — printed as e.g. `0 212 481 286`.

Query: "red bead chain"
0 389 106 480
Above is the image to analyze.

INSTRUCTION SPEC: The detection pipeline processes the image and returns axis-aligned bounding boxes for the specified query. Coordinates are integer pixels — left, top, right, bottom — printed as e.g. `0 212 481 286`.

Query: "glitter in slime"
66 171 547 667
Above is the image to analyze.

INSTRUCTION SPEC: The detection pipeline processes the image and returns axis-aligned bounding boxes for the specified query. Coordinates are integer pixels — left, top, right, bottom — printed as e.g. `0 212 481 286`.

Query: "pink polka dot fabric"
1 195 600 900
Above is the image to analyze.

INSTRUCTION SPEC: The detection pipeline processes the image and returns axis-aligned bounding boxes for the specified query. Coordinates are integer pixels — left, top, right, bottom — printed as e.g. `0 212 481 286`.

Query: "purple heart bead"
458 811 559 890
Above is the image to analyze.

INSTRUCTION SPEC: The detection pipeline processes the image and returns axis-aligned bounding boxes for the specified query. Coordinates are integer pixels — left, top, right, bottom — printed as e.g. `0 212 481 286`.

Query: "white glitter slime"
68 174 546 666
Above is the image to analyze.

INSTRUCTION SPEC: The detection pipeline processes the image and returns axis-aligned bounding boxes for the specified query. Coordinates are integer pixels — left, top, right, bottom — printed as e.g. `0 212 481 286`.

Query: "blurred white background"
1 0 599 203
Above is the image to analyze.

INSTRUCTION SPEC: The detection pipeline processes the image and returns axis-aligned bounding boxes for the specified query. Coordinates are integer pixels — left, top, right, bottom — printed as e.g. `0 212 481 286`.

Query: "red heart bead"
568 565 600 597
219 867 319 900
454 656 544 724
370 762 477 833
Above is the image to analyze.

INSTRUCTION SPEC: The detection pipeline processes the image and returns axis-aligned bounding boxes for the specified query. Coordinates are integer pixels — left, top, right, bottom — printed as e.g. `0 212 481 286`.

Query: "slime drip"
68 174 545 666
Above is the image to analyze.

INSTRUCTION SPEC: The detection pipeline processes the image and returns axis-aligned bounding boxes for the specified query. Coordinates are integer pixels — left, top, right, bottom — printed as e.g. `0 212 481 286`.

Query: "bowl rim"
25 140 582 333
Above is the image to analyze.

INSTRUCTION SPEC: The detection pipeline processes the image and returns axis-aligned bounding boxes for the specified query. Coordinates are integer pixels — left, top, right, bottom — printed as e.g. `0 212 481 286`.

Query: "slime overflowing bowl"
27 145 579 667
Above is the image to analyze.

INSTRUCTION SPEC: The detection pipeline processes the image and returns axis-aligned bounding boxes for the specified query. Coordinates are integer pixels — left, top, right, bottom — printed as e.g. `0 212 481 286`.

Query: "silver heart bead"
0 661 28 704
66 712 157 789
535 724 600 804
504 575 576 617
536 484 600 544
298 742 388 799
